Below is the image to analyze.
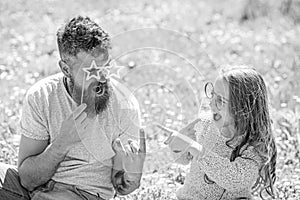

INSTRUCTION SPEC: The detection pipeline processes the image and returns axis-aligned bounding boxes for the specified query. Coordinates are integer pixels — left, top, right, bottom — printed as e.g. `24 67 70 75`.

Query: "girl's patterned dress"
175 117 262 200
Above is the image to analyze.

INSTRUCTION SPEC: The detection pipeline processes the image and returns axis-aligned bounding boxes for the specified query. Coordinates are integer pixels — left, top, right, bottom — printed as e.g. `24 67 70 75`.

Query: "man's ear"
59 60 72 78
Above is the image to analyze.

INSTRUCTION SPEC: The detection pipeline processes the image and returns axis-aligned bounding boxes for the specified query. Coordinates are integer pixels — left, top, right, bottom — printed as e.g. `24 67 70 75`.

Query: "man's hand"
112 129 146 180
54 103 90 152
18 103 89 191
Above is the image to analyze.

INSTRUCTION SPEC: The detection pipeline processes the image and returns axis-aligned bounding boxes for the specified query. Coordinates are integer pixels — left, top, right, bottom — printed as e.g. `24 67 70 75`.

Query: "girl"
163 66 277 200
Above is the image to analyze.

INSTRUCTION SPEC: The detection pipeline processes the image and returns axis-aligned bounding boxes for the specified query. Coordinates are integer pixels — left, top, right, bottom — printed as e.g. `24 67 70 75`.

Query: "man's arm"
18 136 68 191
18 104 89 191
111 169 141 195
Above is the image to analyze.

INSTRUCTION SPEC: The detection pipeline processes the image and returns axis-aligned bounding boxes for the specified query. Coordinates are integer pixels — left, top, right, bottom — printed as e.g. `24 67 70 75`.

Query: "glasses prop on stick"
69 58 116 163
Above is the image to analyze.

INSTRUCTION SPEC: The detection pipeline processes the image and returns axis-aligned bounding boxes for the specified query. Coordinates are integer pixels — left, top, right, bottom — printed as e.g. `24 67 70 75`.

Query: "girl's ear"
59 60 72 78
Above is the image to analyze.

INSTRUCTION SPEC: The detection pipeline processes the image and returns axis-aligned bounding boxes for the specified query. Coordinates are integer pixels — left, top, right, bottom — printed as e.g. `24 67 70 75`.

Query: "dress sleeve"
171 119 199 165
18 91 49 140
197 146 261 192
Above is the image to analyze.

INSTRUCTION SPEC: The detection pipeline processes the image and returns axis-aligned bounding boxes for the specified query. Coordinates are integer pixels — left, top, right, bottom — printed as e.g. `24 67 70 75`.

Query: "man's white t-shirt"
18 73 141 199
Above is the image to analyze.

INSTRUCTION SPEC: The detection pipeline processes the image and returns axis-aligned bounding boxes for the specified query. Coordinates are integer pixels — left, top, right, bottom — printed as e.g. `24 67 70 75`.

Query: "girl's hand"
179 119 201 141
158 124 203 158
187 142 205 160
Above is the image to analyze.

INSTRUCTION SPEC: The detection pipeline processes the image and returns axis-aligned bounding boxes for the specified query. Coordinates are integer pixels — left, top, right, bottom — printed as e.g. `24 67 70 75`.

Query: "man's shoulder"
26 73 63 99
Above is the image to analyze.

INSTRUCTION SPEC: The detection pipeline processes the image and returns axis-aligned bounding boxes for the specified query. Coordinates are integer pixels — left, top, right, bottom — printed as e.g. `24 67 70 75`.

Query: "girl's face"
209 76 235 138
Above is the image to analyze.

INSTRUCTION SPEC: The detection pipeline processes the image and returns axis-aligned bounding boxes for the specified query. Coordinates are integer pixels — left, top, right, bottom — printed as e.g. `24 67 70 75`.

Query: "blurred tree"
241 0 269 21
280 0 300 23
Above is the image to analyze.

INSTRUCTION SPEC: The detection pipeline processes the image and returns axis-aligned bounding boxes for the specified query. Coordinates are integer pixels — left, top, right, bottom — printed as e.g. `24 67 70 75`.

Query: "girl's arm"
197 146 261 192
166 119 200 165
172 151 192 165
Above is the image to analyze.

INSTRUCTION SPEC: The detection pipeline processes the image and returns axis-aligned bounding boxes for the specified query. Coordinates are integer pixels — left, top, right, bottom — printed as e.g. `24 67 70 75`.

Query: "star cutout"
109 63 126 80
82 60 103 81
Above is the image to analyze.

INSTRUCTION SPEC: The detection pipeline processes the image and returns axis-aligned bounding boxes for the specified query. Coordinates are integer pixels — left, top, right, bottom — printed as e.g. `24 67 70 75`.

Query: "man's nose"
98 73 107 83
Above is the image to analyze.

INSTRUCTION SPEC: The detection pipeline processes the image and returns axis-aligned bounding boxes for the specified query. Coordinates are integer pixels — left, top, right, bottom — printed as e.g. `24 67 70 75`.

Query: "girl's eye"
216 96 223 104
215 96 224 109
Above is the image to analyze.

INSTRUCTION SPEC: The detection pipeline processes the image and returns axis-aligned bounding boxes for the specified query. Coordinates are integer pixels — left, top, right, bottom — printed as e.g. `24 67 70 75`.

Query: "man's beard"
69 78 112 116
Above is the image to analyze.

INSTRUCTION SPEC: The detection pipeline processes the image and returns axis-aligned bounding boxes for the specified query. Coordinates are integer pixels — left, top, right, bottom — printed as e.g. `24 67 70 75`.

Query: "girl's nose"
209 98 218 113
209 99 215 110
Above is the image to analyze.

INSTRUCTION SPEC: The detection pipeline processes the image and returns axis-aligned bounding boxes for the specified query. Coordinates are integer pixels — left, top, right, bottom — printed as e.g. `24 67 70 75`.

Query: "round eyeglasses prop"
204 82 228 111
204 82 214 99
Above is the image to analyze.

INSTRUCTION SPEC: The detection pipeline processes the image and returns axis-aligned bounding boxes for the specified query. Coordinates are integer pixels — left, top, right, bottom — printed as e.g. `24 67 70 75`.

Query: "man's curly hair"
57 16 111 60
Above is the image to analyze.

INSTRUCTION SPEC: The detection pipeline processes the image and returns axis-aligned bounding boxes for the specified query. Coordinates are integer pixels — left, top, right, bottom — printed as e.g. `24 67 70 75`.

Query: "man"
0 16 146 200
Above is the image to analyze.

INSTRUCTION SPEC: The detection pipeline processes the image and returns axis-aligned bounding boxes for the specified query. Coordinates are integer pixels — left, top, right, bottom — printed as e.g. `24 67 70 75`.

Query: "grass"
0 0 300 199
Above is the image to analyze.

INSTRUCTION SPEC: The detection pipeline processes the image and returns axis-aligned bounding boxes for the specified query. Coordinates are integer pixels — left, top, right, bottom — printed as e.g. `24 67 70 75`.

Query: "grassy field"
0 0 300 199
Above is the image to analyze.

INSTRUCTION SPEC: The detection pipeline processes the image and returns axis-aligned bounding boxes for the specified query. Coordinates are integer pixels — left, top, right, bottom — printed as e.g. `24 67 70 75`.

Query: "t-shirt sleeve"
18 91 49 140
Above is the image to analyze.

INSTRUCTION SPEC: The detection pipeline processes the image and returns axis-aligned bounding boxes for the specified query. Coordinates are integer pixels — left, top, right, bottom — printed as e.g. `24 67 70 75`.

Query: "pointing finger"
156 124 174 134
179 118 201 136
186 119 201 130
190 118 201 125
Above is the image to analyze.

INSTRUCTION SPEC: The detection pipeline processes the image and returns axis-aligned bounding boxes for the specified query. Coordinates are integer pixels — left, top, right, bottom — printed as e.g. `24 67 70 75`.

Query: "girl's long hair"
220 66 277 199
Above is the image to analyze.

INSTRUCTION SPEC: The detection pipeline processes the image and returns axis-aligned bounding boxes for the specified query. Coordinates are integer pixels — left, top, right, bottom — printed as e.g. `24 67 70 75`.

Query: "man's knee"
0 162 30 200
0 162 17 182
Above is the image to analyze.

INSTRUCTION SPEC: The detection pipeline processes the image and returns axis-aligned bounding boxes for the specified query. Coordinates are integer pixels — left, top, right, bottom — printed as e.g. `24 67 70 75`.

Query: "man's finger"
72 104 87 119
76 112 87 124
128 140 139 154
125 145 134 161
113 139 127 156
139 128 146 153
81 119 91 130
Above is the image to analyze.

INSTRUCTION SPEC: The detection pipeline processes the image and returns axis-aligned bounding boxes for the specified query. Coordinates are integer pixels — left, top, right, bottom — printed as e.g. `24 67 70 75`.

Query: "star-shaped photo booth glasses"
82 58 113 83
